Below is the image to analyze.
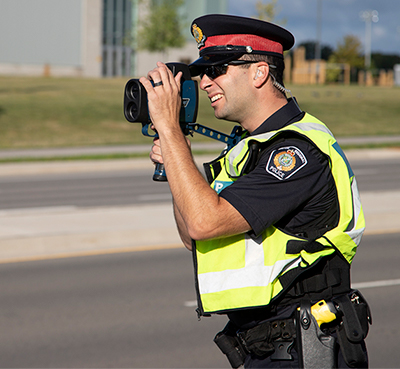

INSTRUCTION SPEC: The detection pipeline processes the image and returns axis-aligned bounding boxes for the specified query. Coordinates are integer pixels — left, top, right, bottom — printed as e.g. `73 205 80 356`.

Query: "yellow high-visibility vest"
194 113 365 315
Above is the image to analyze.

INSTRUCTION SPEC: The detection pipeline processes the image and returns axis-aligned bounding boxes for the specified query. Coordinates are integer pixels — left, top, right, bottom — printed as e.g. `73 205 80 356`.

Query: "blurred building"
394 65 400 86
0 0 103 78
0 0 228 78
290 46 349 85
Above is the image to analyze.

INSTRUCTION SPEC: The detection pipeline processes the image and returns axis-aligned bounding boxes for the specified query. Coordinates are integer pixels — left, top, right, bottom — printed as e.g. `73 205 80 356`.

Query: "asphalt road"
0 233 399 368
0 248 227 368
0 152 399 367
1 155 400 209
0 168 169 210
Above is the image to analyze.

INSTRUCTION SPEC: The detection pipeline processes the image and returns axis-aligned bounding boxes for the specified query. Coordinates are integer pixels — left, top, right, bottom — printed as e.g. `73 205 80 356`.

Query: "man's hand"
150 135 192 166
141 63 251 246
139 62 182 135
150 137 163 165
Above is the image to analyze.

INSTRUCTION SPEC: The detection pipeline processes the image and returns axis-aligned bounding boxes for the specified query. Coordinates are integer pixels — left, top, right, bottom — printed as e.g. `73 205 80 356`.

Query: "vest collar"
251 98 304 136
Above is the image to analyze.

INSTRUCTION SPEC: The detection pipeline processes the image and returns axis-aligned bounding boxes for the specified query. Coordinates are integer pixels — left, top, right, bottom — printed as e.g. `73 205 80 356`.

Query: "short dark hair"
239 54 286 97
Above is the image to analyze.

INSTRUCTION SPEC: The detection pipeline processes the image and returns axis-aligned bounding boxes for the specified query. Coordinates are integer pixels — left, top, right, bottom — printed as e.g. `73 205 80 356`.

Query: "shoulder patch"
266 146 307 180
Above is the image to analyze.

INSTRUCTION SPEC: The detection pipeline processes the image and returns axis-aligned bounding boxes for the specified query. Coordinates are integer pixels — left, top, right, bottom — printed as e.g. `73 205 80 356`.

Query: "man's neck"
243 97 288 134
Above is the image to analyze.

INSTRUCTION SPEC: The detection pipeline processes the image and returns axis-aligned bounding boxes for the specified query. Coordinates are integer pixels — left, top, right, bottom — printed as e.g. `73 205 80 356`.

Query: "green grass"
1 75 399 150
0 149 226 163
291 84 400 137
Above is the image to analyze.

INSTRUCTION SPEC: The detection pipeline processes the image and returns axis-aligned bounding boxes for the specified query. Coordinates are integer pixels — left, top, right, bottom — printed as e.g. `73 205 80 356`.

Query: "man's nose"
199 74 212 90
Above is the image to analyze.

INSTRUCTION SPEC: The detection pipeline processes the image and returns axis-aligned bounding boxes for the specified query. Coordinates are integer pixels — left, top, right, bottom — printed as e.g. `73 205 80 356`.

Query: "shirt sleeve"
219 137 334 237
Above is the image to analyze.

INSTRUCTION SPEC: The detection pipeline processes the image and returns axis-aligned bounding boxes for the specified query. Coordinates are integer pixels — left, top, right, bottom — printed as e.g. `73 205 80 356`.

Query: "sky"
228 0 400 55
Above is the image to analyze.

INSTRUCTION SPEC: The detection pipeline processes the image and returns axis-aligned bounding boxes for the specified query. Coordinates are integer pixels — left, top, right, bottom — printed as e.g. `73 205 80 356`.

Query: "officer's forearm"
158 125 251 241
173 200 192 250
158 126 217 238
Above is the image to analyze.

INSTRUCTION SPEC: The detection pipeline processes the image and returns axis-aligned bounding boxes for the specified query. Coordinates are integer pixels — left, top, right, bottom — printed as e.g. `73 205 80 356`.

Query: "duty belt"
214 318 296 369
214 290 371 369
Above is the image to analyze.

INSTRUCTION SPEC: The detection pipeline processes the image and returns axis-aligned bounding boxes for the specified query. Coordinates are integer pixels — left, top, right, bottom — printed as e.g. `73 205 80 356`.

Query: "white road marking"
183 279 400 307
184 300 197 307
352 278 400 289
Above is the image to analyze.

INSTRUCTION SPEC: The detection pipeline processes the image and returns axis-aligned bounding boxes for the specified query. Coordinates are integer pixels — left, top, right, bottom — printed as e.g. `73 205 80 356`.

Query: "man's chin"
214 113 237 123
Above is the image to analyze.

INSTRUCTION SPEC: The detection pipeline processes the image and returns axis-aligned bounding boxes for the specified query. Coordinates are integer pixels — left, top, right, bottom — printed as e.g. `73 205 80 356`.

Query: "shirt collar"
250 98 304 136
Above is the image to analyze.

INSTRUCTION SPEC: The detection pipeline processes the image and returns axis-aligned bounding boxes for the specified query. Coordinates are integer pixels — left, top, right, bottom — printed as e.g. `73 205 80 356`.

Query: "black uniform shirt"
219 99 338 239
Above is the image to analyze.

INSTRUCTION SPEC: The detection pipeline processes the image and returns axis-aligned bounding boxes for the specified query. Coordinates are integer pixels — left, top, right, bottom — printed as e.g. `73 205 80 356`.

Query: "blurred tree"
255 0 286 25
327 35 364 82
298 41 333 60
137 0 185 54
328 35 364 69
371 53 400 70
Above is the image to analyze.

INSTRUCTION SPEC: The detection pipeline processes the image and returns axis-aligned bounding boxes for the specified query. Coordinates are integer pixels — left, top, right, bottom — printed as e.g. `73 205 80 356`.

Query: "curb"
1 149 399 263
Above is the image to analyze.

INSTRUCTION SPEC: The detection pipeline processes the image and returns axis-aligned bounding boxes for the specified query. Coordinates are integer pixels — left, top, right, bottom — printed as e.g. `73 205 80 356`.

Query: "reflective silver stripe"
347 227 364 248
226 131 276 176
227 139 247 175
251 131 279 141
346 178 364 245
226 156 237 177
245 234 264 268
292 122 334 137
198 235 301 294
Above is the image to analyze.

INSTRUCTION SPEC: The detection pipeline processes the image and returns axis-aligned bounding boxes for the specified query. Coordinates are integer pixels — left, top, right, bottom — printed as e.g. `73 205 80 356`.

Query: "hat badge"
192 23 206 48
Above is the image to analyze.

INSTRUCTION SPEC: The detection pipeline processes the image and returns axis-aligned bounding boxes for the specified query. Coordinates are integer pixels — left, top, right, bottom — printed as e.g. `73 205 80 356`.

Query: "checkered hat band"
201 34 283 55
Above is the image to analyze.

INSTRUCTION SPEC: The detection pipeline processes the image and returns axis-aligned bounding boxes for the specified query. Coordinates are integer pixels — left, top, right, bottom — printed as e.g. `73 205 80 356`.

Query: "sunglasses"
199 61 276 80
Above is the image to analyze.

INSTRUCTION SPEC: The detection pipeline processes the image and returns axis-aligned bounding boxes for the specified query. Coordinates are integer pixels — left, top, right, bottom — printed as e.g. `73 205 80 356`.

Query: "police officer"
140 14 370 369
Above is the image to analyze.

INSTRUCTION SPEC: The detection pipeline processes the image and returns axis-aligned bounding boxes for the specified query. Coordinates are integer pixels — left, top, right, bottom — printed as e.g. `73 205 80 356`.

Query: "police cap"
189 14 295 76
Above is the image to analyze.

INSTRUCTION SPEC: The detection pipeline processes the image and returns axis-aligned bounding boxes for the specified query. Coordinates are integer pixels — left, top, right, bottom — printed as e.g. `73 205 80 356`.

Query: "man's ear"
253 65 269 87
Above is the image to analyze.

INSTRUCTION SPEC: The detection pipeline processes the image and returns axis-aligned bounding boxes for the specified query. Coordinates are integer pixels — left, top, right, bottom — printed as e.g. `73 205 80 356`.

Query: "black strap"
286 239 325 254
242 141 261 175
203 159 222 184
278 252 350 305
